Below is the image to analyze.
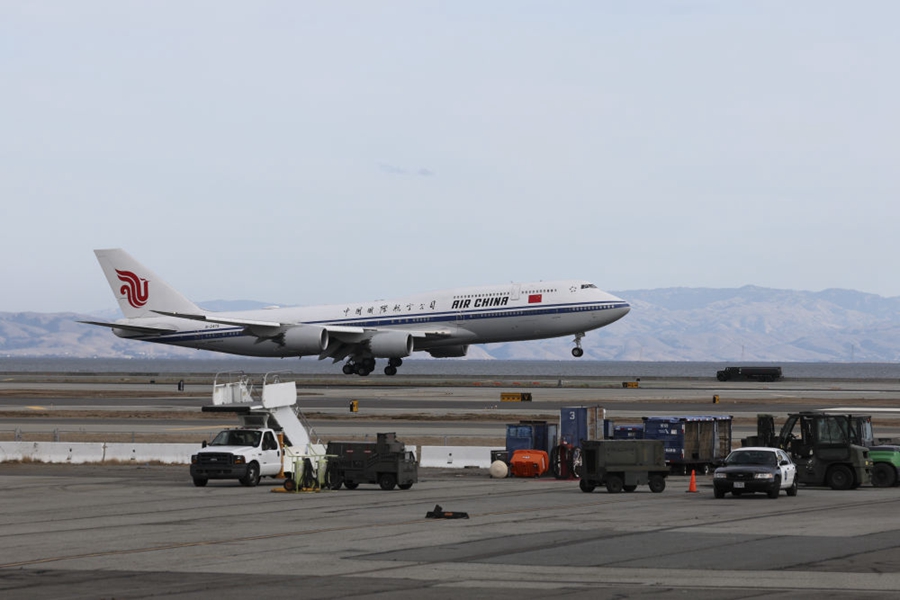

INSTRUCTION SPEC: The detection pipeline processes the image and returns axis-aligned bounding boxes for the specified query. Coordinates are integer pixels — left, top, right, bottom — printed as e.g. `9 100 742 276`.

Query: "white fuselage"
112 279 629 357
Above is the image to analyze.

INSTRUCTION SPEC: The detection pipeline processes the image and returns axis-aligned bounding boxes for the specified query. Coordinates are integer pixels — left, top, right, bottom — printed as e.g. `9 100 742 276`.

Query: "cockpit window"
581 283 597 289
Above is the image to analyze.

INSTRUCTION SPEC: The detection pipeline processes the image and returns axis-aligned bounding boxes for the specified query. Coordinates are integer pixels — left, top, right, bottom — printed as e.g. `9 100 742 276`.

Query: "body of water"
2 357 900 379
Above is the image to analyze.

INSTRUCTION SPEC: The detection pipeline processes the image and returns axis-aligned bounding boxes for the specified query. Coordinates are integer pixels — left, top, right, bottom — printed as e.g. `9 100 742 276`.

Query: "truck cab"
190 427 284 487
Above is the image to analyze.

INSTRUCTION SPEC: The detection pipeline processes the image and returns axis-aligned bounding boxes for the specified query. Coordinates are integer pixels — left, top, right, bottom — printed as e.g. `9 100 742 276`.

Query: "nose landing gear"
571 333 585 358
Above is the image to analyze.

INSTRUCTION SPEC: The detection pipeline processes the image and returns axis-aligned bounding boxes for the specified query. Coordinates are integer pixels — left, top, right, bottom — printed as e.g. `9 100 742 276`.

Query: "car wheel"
714 487 725 499
786 478 798 497
767 478 780 499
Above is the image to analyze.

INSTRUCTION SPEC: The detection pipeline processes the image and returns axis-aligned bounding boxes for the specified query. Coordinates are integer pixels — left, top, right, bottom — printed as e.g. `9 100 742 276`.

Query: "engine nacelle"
281 326 329 355
426 345 469 358
368 331 414 358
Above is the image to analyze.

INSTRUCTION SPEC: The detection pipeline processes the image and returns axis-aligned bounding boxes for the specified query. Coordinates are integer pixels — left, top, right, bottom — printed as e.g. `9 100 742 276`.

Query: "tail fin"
94 249 203 319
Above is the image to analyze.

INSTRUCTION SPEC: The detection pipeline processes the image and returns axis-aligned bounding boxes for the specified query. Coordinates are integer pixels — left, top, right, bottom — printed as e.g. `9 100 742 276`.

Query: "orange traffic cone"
686 469 698 493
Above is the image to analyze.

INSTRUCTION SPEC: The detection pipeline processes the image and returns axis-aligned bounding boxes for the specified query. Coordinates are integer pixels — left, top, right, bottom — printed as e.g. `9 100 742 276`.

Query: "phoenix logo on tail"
81 249 631 376
115 269 149 308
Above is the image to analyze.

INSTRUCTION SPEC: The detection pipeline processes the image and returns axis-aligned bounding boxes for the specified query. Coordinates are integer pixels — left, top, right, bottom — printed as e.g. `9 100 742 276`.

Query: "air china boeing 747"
80 249 630 376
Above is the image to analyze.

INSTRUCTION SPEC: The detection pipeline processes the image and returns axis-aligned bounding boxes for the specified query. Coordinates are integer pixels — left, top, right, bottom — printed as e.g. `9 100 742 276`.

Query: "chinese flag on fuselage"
528 294 542 304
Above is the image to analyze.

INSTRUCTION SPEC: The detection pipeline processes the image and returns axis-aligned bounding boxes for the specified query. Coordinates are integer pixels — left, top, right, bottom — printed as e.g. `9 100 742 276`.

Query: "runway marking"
26 406 47 411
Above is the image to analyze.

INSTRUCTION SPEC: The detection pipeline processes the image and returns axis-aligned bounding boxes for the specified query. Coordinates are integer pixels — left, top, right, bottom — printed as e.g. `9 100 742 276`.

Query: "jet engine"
280 326 329 354
368 331 414 358
426 345 469 358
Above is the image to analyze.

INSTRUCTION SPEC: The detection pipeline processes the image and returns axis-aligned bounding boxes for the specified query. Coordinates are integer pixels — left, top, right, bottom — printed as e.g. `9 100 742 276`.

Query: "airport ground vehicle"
191 427 284 487
578 439 668 493
844 414 900 487
190 373 324 487
713 447 799 499
716 366 782 382
747 413 871 490
325 433 418 490
641 415 732 474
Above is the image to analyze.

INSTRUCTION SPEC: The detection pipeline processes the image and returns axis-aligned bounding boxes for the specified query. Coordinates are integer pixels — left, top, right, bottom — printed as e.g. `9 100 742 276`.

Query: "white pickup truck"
190 427 284 487
190 375 323 487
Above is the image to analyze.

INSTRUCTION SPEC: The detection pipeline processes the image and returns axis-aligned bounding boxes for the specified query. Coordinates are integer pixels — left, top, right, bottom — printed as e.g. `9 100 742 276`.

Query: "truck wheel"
623 485 637 492
379 473 397 490
344 481 359 490
330 477 344 490
398 483 413 490
240 462 261 487
579 479 596 493
605 475 624 493
648 475 666 493
826 464 853 490
872 463 898 488
192 478 208 487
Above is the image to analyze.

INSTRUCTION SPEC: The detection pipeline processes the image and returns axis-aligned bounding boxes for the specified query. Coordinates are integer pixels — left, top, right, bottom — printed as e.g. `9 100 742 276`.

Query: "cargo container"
641 415 733 474
613 425 644 440
506 420 558 456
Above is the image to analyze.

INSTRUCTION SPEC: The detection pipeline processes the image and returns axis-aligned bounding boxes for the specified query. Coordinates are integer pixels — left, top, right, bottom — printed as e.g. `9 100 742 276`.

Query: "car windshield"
210 430 261 447
726 451 776 466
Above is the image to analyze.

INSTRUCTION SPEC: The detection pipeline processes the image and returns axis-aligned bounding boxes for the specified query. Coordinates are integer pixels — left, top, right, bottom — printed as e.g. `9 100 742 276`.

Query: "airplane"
80 248 631 376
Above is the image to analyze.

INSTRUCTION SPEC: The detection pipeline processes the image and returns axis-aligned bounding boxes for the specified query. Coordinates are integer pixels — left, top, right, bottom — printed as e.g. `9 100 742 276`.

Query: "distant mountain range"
2 287 900 362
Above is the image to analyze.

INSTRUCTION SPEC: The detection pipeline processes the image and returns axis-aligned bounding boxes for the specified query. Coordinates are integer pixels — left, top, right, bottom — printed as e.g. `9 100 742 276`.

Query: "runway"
2 373 900 598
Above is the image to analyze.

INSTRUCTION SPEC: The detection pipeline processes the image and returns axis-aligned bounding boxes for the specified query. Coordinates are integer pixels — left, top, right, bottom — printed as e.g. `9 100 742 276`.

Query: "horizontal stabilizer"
78 320 178 335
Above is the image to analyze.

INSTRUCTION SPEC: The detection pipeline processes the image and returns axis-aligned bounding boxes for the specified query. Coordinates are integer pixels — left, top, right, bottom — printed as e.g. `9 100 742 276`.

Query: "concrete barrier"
0 441 197 464
419 445 503 469
0 442 499 468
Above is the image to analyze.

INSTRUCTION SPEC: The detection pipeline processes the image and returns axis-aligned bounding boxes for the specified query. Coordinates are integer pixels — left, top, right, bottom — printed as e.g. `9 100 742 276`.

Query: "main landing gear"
342 357 403 377
571 332 585 358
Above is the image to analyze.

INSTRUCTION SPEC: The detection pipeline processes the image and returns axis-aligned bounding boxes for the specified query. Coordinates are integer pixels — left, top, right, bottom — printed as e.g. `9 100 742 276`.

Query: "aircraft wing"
152 310 283 328
77 320 178 335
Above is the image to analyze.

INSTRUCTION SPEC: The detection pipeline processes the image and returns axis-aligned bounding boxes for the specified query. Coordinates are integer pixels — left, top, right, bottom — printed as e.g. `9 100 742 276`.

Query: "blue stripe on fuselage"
130 301 630 344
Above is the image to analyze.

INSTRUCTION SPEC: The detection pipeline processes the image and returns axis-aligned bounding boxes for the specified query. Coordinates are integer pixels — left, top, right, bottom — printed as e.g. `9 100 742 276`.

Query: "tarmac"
2 374 900 598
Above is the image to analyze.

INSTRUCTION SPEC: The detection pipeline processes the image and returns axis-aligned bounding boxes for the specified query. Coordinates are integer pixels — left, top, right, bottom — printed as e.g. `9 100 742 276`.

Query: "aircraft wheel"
342 363 354 375
384 366 397 376
389 357 403 367
572 347 584 358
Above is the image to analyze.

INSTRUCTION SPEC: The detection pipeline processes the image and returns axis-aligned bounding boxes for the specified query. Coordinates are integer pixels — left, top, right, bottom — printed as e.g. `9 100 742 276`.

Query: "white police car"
713 447 798 499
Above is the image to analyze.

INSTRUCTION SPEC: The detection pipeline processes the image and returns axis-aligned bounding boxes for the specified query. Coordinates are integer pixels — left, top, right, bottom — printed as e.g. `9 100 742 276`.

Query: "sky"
2 1 899 314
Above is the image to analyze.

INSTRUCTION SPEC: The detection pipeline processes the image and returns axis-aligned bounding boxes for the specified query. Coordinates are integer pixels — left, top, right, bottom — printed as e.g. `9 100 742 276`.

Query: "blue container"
613 425 644 440
506 421 558 455
560 407 587 446
641 415 733 469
